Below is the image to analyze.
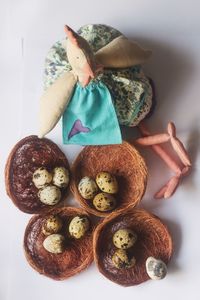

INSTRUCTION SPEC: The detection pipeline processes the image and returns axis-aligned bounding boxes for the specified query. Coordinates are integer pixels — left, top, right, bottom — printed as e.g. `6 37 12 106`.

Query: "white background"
1 0 200 299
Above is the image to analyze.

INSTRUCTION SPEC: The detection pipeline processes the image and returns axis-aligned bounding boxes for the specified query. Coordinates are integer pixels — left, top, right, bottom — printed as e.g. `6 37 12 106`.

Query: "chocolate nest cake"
71 141 147 217
5 135 70 214
24 207 94 280
93 208 173 286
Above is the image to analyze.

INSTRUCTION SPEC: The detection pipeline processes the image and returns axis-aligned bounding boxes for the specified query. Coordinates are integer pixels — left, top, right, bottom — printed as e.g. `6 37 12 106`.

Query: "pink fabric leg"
168 122 192 166
136 133 170 145
136 122 191 199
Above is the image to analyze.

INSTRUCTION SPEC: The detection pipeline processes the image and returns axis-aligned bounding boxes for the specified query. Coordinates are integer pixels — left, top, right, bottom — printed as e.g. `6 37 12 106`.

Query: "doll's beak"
83 61 95 79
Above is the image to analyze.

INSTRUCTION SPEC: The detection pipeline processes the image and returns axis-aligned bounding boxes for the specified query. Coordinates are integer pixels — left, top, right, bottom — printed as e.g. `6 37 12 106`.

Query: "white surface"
1 0 200 299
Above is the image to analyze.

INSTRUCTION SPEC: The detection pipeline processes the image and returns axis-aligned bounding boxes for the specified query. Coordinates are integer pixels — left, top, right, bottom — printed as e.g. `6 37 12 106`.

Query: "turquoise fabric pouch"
62 81 122 145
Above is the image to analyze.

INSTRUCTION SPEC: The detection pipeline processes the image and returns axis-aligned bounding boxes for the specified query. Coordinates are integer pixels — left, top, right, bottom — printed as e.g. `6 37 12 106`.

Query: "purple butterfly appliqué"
68 119 91 140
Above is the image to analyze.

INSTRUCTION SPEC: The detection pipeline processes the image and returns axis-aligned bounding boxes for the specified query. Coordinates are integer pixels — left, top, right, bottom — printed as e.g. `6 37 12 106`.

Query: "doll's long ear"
64 25 80 47
95 35 152 68
38 71 77 138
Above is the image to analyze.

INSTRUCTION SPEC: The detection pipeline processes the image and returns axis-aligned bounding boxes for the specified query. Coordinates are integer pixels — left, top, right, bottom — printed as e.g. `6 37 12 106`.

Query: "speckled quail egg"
42 215 63 236
93 192 116 211
146 257 167 280
52 167 69 188
38 185 61 205
96 172 118 194
32 167 52 189
43 234 65 254
112 249 136 269
78 176 98 199
113 229 137 249
69 216 90 239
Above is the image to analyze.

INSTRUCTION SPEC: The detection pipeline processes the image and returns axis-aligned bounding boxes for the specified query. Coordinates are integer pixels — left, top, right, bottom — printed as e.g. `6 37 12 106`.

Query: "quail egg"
32 167 52 188
96 172 118 194
53 167 70 188
42 215 63 236
43 234 65 254
93 192 116 212
113 229 137 249
69 216 90 239
146 257 167 280
112 249 136 269
38 185 61 205
78 176 98 199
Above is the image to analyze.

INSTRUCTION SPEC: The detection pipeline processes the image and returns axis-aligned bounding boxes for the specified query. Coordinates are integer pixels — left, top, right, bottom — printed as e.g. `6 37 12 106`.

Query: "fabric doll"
39 24 153 145
38 24 191 198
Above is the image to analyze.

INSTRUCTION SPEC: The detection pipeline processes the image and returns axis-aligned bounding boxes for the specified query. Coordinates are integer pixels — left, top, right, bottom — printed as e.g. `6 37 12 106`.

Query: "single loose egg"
32 167 52 189
38 185 61 205
43 234 65 254
113 229 137 249
42 215 63 236
96 172 118 194
93 192 116 211
112 249 136 269
69 216 90 239
78 176 98 199
52 167 69 188
146 257 167 280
